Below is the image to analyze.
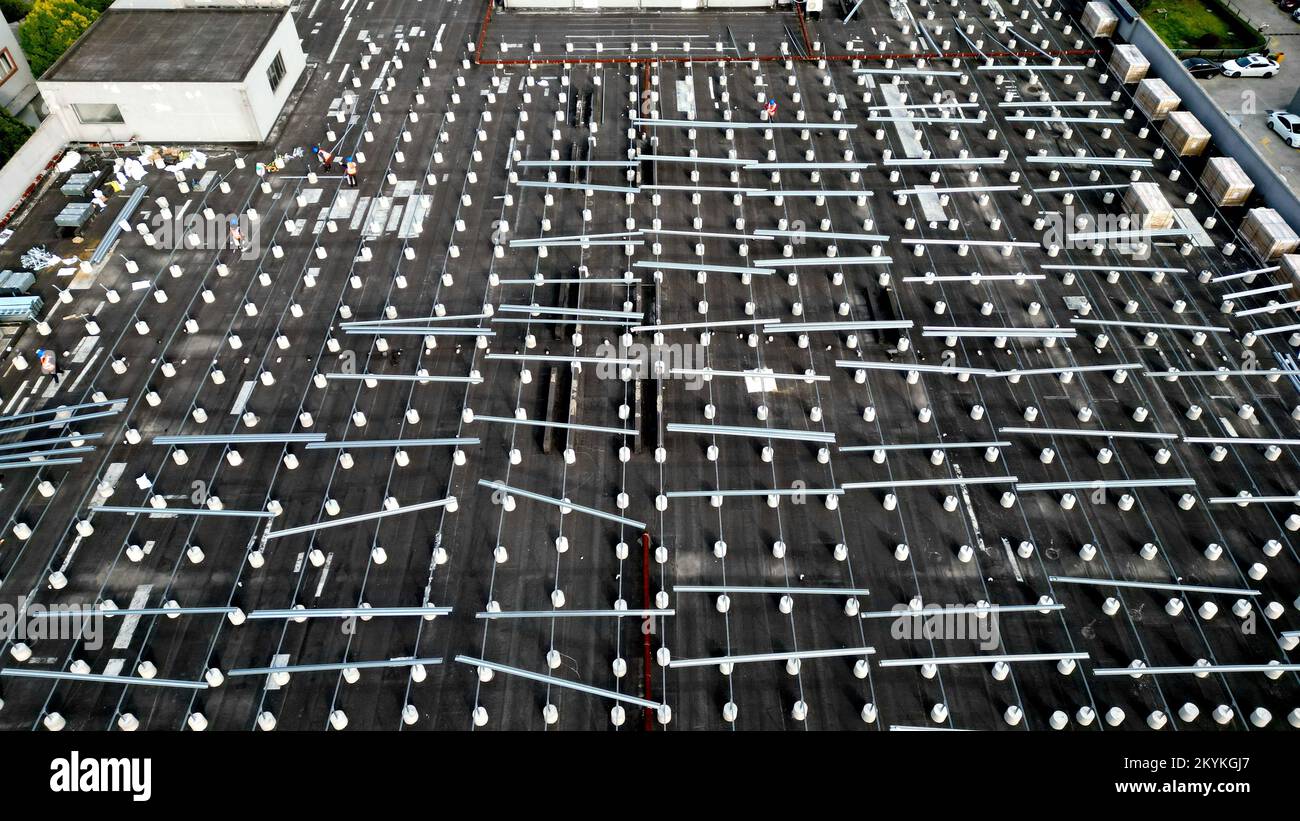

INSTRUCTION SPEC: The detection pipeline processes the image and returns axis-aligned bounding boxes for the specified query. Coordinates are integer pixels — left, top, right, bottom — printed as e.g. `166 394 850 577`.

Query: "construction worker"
345 156 358 187
314 144 334 171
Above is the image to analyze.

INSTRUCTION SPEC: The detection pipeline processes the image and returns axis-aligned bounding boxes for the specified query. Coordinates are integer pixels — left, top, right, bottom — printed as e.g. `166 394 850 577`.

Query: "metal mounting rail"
1048 575 1259 596
264 497 457 540
455 655 663 709
227 657 444 677
668 646 876 669
0 668 206 689
478 480 645 529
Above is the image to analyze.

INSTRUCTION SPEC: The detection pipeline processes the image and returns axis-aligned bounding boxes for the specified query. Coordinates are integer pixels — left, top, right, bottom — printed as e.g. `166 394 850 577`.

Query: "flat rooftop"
41 8 285 83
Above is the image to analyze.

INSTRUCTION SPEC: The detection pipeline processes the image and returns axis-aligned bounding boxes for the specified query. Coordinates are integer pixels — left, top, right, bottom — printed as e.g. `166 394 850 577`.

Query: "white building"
0 8 42 125
37 7 305 144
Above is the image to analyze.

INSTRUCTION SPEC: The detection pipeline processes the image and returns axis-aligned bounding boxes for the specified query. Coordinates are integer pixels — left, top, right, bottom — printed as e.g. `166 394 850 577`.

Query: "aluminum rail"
999 426 1179 440
1071 318 1231 333
893 185 1021 196
496 304 642 319
1043 263 1187 273
477 480 645 529
0 668 206 689
264 497 457 540
0 445 96 462
631 117 855 130
755 229 891 242
674 584 871 596
455 655 663 710
668 646 876 669
841 476 1018 490
669 367 829 382
922 326 1076 338
1212 266 1279 283
882 156 1004 166
90 184 148 266
744 162 875 170
1183 437 1300 446
1206 491 1300 504
633 260 773 275
90 505 276 518
877 652 1090 668
0 458 83 468
1221 283 1291 300
304 437 480 449
324 373 485 383
1026 155 1154 167
1048 575 1259 596
1143 369 1300 378
746 190 882 198
750 255 893 267
664 487 844 498
1014 478 1196 491
515 180 639 194
473 415 638 437
340 313 489 326
0 397 125 425
245 606 451 620
631 317 779 332
839 440 1010 452
227 657 444 677
0 432 102 451
485 352 639 366
834 360 998 376
475 609 673 619
515 160 637 168
0 409 122 438
860 603 1065 618
341 327 493 336
1092 663 1300 676
27 606 238 618
665 422 835 443
151 433 327 445
763 320 914 332
635 153 756 165
905 238 1040 248
986 363 1143 378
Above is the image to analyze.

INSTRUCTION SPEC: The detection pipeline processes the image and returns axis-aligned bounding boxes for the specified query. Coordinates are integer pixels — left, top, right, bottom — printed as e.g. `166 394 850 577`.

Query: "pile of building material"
1161 111 1210 157
1124 182 1175 230
1280 254 1300 289
1082 1 1118 38
1109 44 1150 84
1201 157 1254 207
1242 208 1300 261
1134 78 1180 121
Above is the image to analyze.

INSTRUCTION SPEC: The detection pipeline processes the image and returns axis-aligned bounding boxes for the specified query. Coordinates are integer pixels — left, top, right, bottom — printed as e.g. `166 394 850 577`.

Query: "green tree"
18 0 98 78
0 108 34 169
0 0 34 22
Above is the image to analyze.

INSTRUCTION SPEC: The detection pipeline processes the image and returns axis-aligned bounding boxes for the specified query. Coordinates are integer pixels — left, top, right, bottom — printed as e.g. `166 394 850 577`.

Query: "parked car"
1221 54 1281 77
1292 6 1300 22
1181 57 1222 78
1280 0 1300 12
1267 110 1300 147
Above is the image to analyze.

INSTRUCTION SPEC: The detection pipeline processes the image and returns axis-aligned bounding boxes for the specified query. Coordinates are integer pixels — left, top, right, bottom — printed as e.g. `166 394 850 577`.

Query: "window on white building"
267 52 287 93
73 103 125 124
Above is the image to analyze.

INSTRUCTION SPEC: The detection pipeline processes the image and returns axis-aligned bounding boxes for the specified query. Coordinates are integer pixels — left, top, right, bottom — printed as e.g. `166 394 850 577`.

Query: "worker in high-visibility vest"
345 157 358 187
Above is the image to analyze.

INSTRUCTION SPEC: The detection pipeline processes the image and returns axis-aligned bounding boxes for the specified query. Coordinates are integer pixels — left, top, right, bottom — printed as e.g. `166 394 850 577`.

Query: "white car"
1221 54 1280 77
1268 110 1300 148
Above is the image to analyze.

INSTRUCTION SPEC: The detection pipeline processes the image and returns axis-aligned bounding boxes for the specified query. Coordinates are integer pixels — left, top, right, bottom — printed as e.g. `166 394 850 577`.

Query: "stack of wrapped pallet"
1082 1 1118 37
1161 111 1210 156
1124 182 1175 230
1134 79 1180 121
1242 208 1300 261
1109 44 1150 84
1201 157 1254 206
1280 254 1300 290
